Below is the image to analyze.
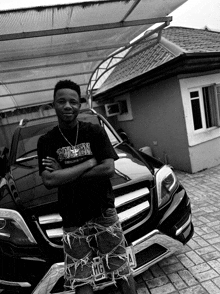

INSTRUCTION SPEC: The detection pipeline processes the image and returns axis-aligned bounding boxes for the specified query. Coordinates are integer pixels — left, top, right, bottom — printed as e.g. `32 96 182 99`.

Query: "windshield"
16 121 57 164
14 111 120 166
12 111 152 185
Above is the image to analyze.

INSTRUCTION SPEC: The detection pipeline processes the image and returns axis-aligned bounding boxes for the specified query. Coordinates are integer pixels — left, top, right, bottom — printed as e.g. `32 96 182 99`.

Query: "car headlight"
0 208 37 245
155 165 178 207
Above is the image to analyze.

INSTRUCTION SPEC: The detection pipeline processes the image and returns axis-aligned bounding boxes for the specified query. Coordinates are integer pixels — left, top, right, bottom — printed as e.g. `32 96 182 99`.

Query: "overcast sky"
0 0 219 31
169 0 220 30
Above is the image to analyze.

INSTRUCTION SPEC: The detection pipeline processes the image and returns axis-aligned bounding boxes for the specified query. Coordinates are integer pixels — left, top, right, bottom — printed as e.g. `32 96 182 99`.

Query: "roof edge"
94 52 220 100
160 35 186 56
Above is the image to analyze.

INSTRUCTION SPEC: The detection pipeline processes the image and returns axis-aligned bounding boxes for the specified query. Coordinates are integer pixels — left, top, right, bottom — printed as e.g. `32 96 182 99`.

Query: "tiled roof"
162 27 220 53
96 27 220 94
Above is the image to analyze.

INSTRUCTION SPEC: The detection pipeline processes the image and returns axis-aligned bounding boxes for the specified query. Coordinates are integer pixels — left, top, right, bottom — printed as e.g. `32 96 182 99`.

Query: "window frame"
189 84 220 133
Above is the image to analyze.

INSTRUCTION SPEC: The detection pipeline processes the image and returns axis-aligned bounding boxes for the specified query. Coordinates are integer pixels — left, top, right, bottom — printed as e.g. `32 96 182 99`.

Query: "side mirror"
117 129 132 145
0 147 9 177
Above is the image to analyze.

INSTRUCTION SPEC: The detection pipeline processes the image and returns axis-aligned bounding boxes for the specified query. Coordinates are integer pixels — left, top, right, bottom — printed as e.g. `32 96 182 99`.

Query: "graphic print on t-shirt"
56 142 93 165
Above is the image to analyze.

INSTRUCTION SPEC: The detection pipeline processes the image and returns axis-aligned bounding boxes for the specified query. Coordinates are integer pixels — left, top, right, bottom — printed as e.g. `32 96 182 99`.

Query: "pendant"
70 147 79 157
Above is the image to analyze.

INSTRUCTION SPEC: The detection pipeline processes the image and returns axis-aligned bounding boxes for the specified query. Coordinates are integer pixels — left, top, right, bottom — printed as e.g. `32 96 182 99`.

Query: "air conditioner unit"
104 102 121 117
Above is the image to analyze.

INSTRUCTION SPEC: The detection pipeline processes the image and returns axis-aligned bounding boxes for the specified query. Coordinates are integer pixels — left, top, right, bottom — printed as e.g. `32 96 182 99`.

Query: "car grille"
37 183 151 247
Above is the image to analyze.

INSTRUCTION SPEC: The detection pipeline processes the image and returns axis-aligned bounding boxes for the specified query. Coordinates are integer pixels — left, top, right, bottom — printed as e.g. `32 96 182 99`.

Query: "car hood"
111 144 153 187
10 144 153 209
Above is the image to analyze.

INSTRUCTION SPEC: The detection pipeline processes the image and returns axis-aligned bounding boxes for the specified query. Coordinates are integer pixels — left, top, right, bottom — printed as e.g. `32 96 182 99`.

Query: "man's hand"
42 157 61 172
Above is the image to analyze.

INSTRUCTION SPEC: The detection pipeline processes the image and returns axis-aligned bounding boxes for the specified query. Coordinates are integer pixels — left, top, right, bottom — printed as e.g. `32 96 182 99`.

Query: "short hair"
53 80 81 99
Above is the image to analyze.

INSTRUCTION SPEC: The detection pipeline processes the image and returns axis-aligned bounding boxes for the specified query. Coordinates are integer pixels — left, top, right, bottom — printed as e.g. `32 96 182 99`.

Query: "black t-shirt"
37 121 118 227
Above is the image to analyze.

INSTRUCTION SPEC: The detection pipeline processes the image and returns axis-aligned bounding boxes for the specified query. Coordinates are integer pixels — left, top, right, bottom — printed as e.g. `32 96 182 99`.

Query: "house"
93 26 220 173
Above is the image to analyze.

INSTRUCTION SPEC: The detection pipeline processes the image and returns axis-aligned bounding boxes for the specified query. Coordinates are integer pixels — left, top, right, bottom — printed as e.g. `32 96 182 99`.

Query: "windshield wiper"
16 155 37 163
115 169 131 181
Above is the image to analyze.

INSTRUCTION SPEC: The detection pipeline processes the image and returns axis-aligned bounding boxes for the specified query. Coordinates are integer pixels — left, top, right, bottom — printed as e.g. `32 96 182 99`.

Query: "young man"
37 80 136 294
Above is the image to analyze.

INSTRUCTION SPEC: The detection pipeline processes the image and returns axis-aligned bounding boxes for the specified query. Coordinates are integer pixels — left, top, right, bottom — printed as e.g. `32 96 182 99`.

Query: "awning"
0 0 187 111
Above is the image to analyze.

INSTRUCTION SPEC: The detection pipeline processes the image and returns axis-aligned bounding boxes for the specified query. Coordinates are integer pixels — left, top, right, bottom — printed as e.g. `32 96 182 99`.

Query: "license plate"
126 246 137 268
92 246 136 281
92 257 106 281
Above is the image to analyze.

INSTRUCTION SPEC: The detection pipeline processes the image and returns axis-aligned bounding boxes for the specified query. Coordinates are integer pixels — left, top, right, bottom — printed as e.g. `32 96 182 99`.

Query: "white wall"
180 72 220 172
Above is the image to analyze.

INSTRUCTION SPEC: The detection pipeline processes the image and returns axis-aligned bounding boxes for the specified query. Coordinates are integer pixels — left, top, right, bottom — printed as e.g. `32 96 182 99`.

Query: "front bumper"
0 186 193 293
32 216 193 294
0 248 49 291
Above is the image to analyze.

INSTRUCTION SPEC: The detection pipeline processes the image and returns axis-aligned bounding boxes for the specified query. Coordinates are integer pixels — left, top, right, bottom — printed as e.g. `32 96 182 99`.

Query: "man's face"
54 88 81 125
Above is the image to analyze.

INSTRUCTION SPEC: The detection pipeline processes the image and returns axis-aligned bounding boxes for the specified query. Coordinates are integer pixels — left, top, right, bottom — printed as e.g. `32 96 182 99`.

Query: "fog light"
0 209 37 245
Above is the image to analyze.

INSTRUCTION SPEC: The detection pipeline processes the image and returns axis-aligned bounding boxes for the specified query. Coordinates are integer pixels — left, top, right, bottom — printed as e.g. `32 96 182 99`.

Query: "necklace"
58 121 79 156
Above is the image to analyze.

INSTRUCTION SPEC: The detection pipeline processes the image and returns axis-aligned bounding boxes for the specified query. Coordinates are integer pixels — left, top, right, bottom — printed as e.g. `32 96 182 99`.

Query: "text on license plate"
92 246 137 281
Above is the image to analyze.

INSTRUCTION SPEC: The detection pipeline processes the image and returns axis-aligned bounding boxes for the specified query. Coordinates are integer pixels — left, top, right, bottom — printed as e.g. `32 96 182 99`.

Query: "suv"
0 108 193 293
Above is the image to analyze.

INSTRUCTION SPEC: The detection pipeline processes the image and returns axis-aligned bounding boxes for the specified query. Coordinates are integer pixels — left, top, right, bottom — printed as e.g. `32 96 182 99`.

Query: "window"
190 91 202 130
116 94 133 121
190 84 220 131
104 102 121 117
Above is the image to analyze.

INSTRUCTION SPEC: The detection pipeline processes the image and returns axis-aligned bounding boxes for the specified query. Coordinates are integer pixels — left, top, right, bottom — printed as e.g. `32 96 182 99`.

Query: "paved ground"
134 164 220 294
2 164 220 294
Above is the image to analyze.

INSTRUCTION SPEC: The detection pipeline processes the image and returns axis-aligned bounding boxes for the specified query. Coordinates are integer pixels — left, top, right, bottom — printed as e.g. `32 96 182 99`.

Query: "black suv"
0 108 193 293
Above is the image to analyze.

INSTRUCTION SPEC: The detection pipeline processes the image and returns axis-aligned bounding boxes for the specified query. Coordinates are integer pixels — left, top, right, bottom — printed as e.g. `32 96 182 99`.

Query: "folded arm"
41 157 97 189
80 158 115 179
41 156 115 189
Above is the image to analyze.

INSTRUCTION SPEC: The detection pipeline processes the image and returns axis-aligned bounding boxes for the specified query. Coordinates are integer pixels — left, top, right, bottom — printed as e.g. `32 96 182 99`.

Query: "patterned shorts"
62 208 131 291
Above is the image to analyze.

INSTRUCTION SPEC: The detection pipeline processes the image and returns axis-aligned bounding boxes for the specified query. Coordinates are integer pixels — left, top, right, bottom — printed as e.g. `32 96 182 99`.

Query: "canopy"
0 0 187 112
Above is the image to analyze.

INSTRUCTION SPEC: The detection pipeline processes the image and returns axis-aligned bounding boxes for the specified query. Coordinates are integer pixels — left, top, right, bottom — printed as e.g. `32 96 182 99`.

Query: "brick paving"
2 165 220 294
134 164 220 294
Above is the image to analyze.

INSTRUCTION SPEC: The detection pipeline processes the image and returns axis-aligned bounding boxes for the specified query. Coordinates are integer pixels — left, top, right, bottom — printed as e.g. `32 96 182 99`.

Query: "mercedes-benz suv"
0 108 193 293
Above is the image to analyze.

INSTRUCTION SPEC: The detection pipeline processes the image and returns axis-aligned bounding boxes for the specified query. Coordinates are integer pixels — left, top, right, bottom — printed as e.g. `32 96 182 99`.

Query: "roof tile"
97 27 220 94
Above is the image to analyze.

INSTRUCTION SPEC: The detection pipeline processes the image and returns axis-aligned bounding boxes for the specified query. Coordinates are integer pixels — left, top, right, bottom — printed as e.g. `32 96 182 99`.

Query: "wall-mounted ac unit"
104 102 121 117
